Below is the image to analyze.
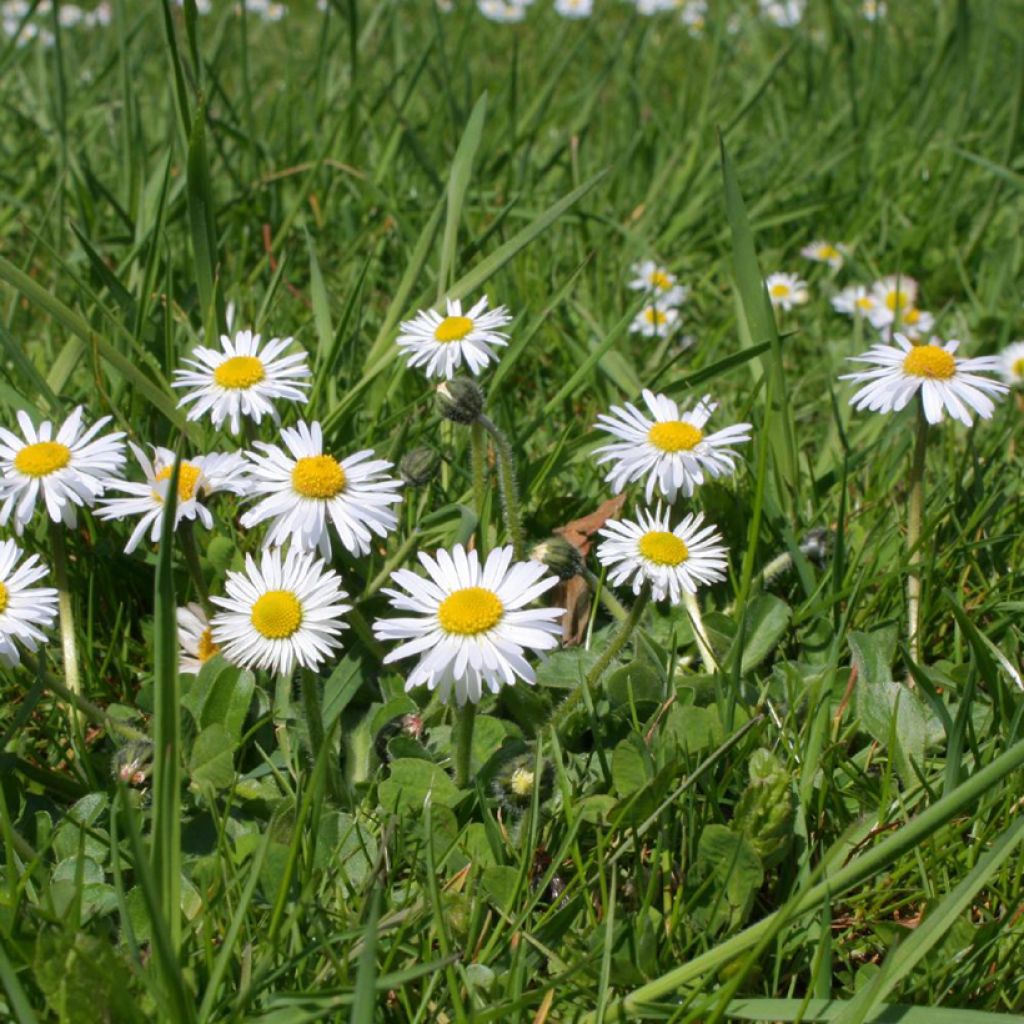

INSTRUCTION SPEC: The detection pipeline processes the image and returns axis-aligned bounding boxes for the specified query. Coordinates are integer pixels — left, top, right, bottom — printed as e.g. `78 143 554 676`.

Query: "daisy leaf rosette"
0 539 59 667
239 420 402 559
0 407 126 534
373 544 564 707
595 390 751 504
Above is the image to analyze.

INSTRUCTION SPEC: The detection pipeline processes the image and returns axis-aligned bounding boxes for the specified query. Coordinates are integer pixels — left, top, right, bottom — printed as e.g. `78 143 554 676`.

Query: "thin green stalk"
178 520 210 612
479 414 524 558
583 568 628 622
684 590 716 673
301 669 344 804
453 701 476 789
48 520 84 738
471 420 487 539
907 405 929 666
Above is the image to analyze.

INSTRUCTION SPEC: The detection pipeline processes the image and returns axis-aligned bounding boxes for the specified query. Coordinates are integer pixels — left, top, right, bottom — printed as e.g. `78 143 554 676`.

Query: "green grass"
3 0 1024 1020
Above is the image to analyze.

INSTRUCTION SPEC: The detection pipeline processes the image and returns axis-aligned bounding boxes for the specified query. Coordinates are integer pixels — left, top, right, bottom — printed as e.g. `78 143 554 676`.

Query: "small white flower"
765 272 809 311
240 420 402 559
97 445 248 554
631 304 681 338
842 333 1008 426
800 240 847 269
0 539 58 668
627 261 689 306
477 0 526 21
396 296 512 379
211 547 350 676
759 0 804 27
867 275 918 329
678 0 707 35
0 407 125 534
172 329 311 435
597 506 729 605
595 390 751 503
862 0 886 20
832 284 878 318
874 306 936 344
373 544 564 707
177 603 220 675
554 0 592 16
999 341 1024 386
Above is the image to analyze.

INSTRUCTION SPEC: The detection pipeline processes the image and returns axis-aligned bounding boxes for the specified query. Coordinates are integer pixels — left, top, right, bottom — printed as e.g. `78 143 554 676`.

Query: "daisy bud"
492 753 553 814
399 447 441 487
436 378 484 425
112 739 153 788
531 537 584 580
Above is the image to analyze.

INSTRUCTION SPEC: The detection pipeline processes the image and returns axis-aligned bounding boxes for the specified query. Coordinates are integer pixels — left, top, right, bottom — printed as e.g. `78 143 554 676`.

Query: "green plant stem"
470 420 487 533
478 414 524 558
684 590 716 673
453 702 476 789
48 520 84 738
179 520 210 612
300 669 345 803
583 568 628 622
349 605 386 660
550 590 650 732
907 406 929 666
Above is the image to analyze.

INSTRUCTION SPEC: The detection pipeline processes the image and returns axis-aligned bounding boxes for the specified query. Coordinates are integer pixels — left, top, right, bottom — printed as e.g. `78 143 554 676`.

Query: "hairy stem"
684 590 717 673
48 520 84 738
470 420 488 541
907 406 929 666
478 414 524 558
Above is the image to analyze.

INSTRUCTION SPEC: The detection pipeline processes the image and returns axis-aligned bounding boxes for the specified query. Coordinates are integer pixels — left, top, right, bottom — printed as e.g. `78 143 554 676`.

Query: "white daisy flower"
172 329 311 435
678 0 707 35
239 420 402 559
596 506 729 605
97 445 249 554
211 547 350 676
862 0 886 20
999 341 1024 386
0 539 58 668
595 390 751 503
554 0 592 15
177 603 220 675
867 276 918 329
832 284 878 318
0 407 126 534
759 0 804 27
800 240 847 269
842 333 1008 426
631 304 681 338
396 296 512 380
373 544 564 707
874 306 936 344
627 261 690 306
477 0 526 21
765 272 809 311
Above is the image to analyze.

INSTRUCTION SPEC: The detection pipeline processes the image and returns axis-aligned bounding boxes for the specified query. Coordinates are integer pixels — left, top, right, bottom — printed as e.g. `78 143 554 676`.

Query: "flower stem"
583 568 628 622
48 520 84 738
478 415 525 558
684 590 716 673
301 669 345 803
179 521 210 613
550 589 650 732
907 405 929 666
470 420 488 544
453 701 476 789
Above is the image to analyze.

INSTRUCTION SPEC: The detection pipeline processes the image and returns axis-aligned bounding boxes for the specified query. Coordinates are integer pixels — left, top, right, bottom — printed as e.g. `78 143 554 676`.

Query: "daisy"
999 341 1024 386
765 272 809 311
211 547 349 676
554 0 592 15
97 445 249 554
373 544 564 707
0 407 125 534
678 0 707 35
177 603 220 675
477 0 526 21
172 329 311 435
759 0 804 27
628 261 690 307
0 539 58 668
239 419 402 559
874 306 936 344
631 304 681 338
597 506 729 604
396 296 512 379
595 390 751 503
832 284 878 318
800 241 847 270
867 275 918 329
862 0 886 20
842 333 1008 426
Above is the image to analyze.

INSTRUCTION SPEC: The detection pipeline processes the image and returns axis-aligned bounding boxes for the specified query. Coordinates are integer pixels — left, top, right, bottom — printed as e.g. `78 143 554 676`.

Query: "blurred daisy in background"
630 303 681 338
678 0 707 35
477 0 526 21
832 284 878 318
397 296 512 379
760 0 804 27
595 390 751 502
211 547 349 676
177 603 220 675
628 261 689 307
373 544 563 706
240 420 402 558
0 407 125 534
842 333 1007 425
554 0 592 16
765 272 809 311
862 0 886 20
874 305 936 344
999 341 1024 387
0 539 58 668
801 240 848 270
597 505 729 604
173 329 311 435
867 275 918 329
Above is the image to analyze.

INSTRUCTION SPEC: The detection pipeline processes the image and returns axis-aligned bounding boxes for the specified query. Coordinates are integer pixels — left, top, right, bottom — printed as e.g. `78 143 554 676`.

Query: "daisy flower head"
554 0 592 16
628 261 690 306
832 284 878 318
0 407 126 534
867 275 918 329
631 303 681 338
211 546 349 676
999 341 1024 387
239 419 402 559
759 0 804 27
800 240 847 270
172 329 311 435
862 0 886 20
874 306 936 344
595 390 752 503
373 544 564 707
679 0 707 35
97 445 249 554
597 505 729 605
477 0 526 22
842 333 1008 426
0 539 58 668
396 296 512 380
177 603 220 675
765 272 809 311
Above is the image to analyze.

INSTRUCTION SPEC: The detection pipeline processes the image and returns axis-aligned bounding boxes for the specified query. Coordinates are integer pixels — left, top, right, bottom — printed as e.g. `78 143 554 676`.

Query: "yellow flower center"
197 628 219 663
643 307 667 326
648 420 703 452
885 289 910 312
292 455 346 499
437 586 504 636
434 315 474 343
770 283 791 298
902 307 921 326
214 355 265 389
856 296 875 311
0 581 8 615
510 766 535 796
1012 358 1024 379
250 590 303 639
649 270 673 290
14 441 72 478
153 462 202 503
903 344 956 380
816 245 839 260
638 531 689 567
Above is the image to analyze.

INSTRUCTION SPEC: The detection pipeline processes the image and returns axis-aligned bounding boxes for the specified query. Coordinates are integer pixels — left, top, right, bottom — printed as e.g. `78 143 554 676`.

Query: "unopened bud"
436 377 484 425
531 537 584 580
399 447 441 487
